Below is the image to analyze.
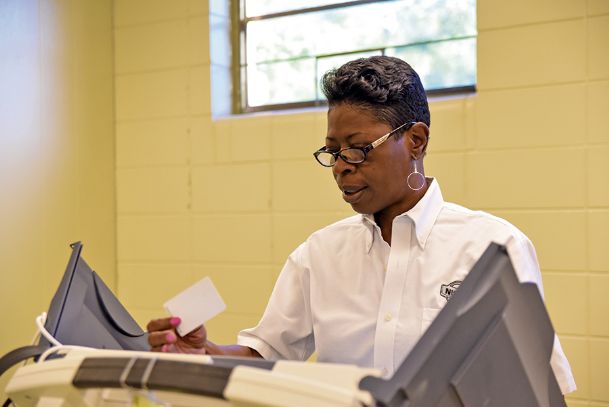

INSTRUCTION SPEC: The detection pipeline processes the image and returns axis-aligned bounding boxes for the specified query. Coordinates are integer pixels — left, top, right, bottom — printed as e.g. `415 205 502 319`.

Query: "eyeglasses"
313 121 416 167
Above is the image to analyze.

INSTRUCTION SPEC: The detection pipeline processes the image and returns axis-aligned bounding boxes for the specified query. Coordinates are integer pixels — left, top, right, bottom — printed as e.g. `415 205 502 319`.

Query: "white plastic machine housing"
5 347 380 407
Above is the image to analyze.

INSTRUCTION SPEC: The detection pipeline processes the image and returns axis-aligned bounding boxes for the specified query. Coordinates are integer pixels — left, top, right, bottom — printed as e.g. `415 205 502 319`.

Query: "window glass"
387 37 477 91
246 59 316 106
245 0 354 17
241 0 477 111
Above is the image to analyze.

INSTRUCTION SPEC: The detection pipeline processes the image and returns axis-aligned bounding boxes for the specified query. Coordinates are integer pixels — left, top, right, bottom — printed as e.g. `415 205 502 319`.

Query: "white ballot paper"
163 277 226 336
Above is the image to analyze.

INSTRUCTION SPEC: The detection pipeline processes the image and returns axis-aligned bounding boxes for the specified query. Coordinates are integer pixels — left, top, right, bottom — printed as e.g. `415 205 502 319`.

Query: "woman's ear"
409 122 430 159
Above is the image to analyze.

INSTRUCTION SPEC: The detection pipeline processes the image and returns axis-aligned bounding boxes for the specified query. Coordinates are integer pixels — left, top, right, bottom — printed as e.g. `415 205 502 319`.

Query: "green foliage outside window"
239 0 477 111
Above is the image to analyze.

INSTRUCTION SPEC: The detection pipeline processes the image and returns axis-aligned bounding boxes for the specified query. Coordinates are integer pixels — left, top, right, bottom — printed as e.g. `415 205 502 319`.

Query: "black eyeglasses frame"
313 121 417 167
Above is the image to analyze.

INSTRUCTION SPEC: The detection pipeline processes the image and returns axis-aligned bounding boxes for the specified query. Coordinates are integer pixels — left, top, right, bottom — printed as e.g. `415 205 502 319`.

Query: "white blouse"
237 179 576 394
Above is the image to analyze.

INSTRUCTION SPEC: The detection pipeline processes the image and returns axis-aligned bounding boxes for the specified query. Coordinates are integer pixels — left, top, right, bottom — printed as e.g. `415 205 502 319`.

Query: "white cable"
29 326 41 346
35 313 96 364
35 312 62 347
118 357 137 388
38 345 94 363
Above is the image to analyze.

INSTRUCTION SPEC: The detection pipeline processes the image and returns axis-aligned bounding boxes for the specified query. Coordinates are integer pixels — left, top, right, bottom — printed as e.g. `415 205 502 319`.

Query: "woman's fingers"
146 316 207 354
146 317 173 333
148 329 176 348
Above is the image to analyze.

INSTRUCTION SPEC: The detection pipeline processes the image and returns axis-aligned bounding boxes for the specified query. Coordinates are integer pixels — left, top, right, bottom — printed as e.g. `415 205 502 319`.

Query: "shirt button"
384 313 393 322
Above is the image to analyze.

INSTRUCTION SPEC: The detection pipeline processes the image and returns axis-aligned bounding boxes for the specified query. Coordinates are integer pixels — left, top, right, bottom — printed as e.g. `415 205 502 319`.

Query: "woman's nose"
332 155 356 176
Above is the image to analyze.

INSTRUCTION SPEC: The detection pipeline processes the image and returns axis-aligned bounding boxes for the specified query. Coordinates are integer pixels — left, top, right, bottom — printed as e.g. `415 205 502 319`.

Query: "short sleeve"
504 232 577 394
504 232 544 289
237 242 315 361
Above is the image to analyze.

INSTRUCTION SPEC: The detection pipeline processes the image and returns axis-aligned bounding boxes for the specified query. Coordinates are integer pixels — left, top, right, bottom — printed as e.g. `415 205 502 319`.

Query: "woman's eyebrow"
325 132 364 143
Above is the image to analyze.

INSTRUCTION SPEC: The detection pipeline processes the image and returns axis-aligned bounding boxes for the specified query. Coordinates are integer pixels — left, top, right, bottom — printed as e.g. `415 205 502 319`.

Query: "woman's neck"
374 182 430 245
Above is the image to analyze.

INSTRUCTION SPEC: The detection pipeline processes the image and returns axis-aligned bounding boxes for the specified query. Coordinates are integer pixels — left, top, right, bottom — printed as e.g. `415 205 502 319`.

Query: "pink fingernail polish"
170 317 181 326
161 344 168 352
166 332 176 343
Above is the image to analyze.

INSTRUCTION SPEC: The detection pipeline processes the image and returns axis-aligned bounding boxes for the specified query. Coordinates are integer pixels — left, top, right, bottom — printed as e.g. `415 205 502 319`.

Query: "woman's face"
325 103 424 217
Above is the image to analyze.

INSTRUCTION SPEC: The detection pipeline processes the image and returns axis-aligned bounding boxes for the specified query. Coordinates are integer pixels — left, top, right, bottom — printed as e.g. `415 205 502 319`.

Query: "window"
237 0 477 112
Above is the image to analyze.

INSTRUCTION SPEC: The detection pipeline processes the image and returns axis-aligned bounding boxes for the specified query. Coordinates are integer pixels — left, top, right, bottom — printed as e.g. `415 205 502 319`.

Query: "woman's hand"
147 316 207 354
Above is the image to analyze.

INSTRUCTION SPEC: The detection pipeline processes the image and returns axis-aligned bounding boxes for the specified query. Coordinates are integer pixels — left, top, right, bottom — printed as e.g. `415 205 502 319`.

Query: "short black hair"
321 56 430 129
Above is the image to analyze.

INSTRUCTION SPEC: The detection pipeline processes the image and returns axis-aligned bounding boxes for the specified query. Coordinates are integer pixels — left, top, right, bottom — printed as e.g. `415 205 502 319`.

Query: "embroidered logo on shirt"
440 280 462 301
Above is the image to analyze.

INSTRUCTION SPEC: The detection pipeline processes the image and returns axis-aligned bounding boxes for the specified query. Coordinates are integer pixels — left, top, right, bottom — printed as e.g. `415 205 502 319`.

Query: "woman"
147 56 575 395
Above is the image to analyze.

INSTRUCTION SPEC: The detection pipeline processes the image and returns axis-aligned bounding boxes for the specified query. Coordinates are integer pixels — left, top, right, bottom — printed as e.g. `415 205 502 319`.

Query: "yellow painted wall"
122 0 606 406
0 0 116 395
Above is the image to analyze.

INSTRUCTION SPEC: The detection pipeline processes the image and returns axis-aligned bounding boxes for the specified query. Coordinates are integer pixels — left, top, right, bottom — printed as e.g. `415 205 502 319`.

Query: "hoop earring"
407 160 426 191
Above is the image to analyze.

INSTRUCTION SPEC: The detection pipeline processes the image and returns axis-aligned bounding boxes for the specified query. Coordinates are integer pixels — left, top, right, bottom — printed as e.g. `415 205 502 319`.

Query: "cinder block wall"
475 2 609 405
113 1 609 405
0 0 116 396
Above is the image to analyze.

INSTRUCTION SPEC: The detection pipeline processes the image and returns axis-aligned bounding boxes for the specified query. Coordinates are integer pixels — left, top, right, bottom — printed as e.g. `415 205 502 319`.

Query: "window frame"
233 0 476 114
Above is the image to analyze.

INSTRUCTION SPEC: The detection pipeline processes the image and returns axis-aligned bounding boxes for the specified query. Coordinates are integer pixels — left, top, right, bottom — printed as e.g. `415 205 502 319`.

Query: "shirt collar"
360 178 444 251
361 213 379 253
403 178 443 248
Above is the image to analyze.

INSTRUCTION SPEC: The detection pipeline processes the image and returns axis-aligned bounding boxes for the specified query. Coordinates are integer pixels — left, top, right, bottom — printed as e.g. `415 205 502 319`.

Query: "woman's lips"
342 186 367 204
